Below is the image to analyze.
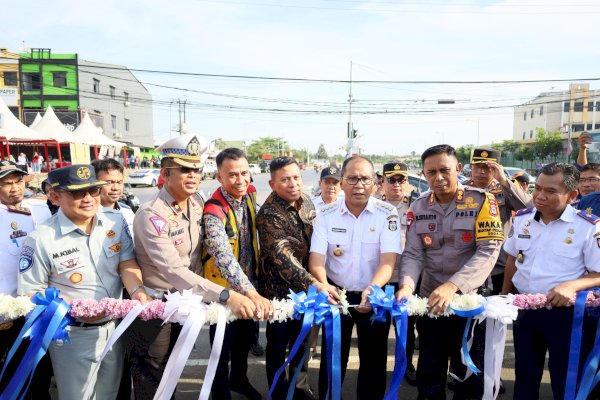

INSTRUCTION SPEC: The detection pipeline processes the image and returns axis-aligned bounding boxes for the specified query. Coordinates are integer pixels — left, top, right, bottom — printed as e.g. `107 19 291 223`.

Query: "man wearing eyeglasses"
309 156 401 399
0 161 52 398
91 159 135 236
574 164 600 216
126 136 254 399
18 164 149 400
396 145 503 400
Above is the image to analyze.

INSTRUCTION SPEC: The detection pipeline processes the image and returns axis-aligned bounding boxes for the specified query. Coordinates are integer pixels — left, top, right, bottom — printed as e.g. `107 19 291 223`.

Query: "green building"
19 48 79 126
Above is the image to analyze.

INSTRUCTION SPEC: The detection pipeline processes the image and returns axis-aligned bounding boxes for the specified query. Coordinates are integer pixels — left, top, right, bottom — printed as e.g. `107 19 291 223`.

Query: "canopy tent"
73 112 127 160
29 112 42 129
32 106 91 165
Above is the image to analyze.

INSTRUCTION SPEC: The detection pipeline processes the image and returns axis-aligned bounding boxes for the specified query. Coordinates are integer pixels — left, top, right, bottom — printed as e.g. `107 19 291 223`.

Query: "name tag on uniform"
518 234 531 239
332 228 346 233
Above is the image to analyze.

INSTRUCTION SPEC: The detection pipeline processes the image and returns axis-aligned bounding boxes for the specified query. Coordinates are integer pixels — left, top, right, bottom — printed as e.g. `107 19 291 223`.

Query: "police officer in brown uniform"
467 148 533 294
397 145 503 400
125 134 254 398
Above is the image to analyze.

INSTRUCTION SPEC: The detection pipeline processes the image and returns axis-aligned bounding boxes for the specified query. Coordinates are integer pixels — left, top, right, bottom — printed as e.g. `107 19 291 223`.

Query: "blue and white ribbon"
368 284 408 400
449 299 486 378
0 288 71 400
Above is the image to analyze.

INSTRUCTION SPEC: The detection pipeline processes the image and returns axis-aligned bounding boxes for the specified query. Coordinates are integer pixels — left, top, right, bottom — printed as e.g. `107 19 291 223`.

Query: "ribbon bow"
369 285 408 400
0 288 71 400
449 296 486 377
269 286 340 400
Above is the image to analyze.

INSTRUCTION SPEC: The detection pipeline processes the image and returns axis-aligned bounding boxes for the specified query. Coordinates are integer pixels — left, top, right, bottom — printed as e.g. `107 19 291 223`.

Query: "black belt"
71 319 114 328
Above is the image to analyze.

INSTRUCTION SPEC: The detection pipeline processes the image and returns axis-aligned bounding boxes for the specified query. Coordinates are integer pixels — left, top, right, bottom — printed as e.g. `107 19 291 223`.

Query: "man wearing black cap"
18 164 150 400
511 172 530 193
312 166 342 210
468 148 533 294
0 161 52 398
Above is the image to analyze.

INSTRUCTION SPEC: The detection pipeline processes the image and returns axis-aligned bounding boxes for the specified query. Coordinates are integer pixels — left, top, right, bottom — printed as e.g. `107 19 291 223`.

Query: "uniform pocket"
453 218 475 247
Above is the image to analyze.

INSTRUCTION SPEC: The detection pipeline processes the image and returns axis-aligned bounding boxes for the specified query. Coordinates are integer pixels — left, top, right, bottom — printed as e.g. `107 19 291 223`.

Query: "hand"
395 284 414 302
547 282 577 307
314 281 340 305
427 282 458 315
356 287 373 313
132 290 151 305
226 291 257 319
579 133 592 150
485 161 507 185
246 290 273 320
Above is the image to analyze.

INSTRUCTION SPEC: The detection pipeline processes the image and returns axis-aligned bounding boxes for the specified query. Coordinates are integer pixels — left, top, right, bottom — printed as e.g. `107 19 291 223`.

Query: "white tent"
73 112 126 147
29 112 42 129
0 98 51 142
32 106 86 144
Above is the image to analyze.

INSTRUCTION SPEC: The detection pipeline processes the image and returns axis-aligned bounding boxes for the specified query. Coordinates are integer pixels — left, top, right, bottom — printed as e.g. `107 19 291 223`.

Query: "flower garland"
0 294 35 321
512 292 600 310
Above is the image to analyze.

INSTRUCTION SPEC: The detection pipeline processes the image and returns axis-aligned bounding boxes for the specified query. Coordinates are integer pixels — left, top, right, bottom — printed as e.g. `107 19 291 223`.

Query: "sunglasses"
386 177 407 185
58 186 102 200
166 166 202 174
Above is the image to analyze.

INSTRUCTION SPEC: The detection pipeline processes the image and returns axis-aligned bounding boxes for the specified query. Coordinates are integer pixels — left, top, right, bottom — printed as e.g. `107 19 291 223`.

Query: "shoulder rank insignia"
7 205 31 215
375 200 394 212
428 192 435 206
321 203 338 215
515 207 534 217
577 210 600 224
456 189 465 202
402 196 409 204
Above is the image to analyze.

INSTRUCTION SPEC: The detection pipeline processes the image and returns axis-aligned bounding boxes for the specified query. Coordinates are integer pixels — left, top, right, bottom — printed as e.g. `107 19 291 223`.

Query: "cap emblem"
394 164 401 170
186 136 201 156
481 151 488 158
77 167 91 180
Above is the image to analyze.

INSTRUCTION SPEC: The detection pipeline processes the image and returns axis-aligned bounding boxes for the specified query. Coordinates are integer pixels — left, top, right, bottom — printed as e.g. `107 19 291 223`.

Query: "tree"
246 137 289 162
455 145 474 165
534 128 562 162
315 144 328 160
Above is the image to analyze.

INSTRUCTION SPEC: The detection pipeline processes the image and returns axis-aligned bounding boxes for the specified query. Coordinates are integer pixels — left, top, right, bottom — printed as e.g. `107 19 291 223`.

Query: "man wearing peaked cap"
312 166 343 211
18 164 150 400
126 136 255 398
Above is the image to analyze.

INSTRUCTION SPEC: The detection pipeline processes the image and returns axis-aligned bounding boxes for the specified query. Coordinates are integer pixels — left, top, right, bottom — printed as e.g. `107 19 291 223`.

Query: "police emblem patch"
149 216 167 235
69 272 83 284
106 230 116 239
422 234 433 248
109 242 122 253
76 166 91 179
19 245 35 273
186 136 201 156
388 220 398 231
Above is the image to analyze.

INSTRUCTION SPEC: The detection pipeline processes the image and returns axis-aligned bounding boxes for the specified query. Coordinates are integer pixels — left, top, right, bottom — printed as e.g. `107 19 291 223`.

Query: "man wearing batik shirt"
202 148 272 400
257 157 323 400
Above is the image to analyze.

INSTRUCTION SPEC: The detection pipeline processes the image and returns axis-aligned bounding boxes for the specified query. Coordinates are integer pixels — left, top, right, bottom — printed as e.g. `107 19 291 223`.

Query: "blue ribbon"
449 303 486 376
0 288 72 400
268 285 336 400
368 285 408 400
565 288 600 400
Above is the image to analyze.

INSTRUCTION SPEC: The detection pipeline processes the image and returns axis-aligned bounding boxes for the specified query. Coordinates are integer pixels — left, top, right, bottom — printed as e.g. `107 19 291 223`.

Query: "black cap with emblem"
382 162 408 177
471 148 501 164
49 164 107 191
320 166 341 181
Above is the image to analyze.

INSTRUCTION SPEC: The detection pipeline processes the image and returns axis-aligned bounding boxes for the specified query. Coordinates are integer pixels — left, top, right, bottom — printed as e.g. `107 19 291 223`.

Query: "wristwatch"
218 288 230 304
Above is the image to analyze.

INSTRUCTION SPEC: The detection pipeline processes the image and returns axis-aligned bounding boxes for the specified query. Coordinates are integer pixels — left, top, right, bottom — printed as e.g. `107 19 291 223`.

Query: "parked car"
119 182 141 212
248 164 261 175
504 166 536 191
128 169 160 187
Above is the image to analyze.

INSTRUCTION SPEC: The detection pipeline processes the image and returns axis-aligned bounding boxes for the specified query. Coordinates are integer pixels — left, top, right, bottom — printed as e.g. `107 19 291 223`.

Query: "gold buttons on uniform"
565 237 573 244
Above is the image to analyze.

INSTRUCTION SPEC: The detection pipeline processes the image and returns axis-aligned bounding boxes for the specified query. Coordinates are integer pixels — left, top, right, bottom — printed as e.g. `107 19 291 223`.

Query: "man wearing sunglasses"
18 164 149 400
309 156 401 399
0 161 52 398
126 135 254 398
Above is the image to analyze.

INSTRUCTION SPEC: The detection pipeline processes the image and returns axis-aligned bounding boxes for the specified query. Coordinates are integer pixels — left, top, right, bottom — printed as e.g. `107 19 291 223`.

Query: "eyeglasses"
0 178 24 188
580 177 600 184
166 166 201 174
386 177 407 185
344 176 375 186
59 187 102 200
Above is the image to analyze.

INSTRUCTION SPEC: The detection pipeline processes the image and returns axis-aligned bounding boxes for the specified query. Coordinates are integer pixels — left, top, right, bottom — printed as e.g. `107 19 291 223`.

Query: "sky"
2 0 600 157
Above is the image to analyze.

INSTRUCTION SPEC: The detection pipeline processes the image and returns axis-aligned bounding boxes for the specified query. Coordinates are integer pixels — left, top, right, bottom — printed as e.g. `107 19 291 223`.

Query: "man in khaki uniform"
125 134 255 398
397 145 503 400
467 148 533 294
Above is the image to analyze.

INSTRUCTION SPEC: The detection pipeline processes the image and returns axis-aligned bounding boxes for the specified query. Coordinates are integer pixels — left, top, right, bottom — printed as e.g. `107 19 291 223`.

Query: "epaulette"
577 210 600 224
489 188 503 195
374 200 395 213
464 186 486 194
7 205 31 215
320 202 338 215
515 207 534 217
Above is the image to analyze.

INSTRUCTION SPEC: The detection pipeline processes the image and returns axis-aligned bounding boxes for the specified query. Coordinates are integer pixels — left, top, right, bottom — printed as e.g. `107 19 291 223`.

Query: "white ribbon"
481 295 519 400
82 302 149 399
154 290 208 400
198 304 227 400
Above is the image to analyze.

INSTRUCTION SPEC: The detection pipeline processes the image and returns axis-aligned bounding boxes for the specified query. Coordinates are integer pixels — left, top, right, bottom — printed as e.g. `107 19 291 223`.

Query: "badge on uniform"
388 220 398 231
517 251 524 263
60 258 79 269
10 221 18 230
333 246 344 256
565 237 573 244
149 216 167 235
106 230 116 239
19 245 35 273
69 272 83 284
428 223 436 232
174 238 184 246
109 242 122 253
421 234 433 248
462 232 473 243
